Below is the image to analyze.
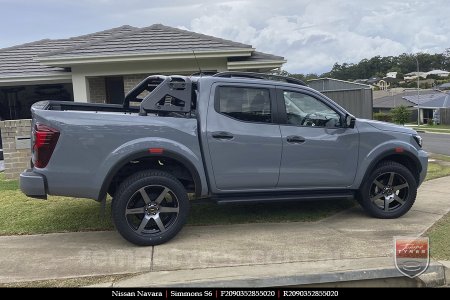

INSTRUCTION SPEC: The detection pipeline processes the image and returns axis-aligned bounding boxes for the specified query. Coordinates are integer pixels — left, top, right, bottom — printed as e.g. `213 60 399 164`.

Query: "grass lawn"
411 124 450 134
425 161 450 180
427 213 450 261
1 158 450 236
425 157 450 261
0 173 113 235
0 172 353 236
429 153 450 163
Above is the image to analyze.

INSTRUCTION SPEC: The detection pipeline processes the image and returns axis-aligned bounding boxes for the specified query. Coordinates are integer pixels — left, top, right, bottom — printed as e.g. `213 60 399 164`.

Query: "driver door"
276 88 359 188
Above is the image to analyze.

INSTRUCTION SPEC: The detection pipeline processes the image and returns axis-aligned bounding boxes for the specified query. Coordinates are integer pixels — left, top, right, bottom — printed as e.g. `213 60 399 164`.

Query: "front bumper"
418 150 428 186
20 169 47 199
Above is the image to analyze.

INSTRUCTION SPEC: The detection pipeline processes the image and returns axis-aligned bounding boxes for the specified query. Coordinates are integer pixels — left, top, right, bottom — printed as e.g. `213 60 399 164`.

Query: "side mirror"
344 114 356 128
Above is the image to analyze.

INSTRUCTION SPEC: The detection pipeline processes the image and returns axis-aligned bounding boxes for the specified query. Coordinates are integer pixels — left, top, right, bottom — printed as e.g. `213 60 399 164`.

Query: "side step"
212 190 355 205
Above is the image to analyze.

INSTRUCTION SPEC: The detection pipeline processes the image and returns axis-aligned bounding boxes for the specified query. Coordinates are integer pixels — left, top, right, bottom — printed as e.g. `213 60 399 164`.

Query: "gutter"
36 49 255 66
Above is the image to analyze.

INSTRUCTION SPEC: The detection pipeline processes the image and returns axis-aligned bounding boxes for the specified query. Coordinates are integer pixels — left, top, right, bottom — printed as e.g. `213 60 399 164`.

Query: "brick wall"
88 77 106 103
124 74 148 94
0 119 32 179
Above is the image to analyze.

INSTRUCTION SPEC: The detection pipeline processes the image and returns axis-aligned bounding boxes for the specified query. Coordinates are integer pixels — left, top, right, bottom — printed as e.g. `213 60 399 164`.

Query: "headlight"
413 135 423 148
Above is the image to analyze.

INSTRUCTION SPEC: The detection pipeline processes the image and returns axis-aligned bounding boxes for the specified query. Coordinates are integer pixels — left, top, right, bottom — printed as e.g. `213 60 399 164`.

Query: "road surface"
421 132 450 156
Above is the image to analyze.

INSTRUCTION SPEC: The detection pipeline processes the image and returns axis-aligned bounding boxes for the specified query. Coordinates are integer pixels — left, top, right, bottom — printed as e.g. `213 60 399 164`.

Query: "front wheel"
357 161 417 219
112 170 190 246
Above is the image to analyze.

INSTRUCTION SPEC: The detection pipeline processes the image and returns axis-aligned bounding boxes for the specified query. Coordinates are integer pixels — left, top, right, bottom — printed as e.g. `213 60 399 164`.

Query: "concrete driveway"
1 176 449 286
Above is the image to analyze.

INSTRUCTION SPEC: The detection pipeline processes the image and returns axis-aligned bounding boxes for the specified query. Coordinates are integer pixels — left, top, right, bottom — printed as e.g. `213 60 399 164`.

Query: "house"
386 71 398 79
403 92 450 123
366 77 382 85
373 88 450 124
404 72 427 81
0 24 286 120
373 88 417 114
426 69 450 78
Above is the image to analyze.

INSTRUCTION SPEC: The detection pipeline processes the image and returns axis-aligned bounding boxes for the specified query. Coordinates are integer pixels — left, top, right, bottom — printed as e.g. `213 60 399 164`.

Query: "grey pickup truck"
20 72 428 246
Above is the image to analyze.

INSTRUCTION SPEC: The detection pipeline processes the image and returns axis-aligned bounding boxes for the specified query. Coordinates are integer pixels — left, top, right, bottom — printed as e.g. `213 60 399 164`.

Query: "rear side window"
217 86 272 123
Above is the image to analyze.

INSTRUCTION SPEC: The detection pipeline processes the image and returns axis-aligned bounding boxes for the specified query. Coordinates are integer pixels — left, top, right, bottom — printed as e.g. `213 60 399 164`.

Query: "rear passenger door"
206 83 282 192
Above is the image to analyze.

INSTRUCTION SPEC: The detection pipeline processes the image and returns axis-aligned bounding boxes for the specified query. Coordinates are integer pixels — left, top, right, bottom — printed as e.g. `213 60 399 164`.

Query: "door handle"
212 131 234 140
286 135 306 144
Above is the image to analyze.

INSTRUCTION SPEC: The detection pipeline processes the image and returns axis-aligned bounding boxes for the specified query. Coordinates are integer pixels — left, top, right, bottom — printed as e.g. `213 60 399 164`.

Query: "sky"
0 0 449 74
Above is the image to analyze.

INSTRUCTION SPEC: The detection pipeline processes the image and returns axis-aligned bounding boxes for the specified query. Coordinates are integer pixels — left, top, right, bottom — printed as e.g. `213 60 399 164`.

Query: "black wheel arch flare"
98 149 202 201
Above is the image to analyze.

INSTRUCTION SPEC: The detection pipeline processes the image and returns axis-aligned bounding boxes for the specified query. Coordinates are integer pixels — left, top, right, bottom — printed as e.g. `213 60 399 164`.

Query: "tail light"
33 123 60 168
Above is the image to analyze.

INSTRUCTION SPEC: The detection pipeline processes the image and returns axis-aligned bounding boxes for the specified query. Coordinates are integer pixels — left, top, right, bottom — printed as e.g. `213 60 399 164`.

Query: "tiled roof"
0 24 284 80
0 25 136 78
403 92 450 108
39 24 254 59
373 90 439 108
373 96 415 108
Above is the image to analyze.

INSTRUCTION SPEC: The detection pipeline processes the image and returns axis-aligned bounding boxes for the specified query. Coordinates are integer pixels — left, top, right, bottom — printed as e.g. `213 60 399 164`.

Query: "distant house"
426 69 450 77
404 72 427 81
373 88 450 124
386 71 398 78
403 92 450 123
353 79 368 84
366 77 382 85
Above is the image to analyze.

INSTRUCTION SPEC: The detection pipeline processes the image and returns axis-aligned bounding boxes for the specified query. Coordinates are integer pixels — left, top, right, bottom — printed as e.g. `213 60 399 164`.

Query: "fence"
440 108 450 125
321 89 373 119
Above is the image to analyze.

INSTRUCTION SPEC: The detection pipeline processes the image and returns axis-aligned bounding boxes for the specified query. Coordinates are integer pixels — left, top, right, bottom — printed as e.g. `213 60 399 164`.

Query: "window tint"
217 86 272 123
283 91 341 127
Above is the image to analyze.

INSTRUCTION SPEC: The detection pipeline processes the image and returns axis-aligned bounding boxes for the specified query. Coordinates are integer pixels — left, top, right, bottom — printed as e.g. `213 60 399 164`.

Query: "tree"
391 105 411 125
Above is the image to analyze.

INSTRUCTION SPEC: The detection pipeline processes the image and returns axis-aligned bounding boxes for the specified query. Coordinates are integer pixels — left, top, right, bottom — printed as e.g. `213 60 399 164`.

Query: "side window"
217 86 272 123
283 91 341 127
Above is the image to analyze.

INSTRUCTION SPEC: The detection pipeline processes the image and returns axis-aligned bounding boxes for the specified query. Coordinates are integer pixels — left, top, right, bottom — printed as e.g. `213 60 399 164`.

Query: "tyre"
112 170 190 246
357 161 417 219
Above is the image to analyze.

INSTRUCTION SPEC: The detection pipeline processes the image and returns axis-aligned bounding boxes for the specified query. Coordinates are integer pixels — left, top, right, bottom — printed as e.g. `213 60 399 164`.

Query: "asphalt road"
421 132 450 156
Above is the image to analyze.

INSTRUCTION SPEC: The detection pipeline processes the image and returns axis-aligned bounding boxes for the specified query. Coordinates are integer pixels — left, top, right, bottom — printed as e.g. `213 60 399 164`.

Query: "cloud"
1 0 449 74
187 0 450 73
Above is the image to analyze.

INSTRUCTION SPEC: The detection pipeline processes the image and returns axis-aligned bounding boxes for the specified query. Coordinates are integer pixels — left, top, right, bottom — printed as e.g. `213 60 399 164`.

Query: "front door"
277 88 359 188
206 84 282 191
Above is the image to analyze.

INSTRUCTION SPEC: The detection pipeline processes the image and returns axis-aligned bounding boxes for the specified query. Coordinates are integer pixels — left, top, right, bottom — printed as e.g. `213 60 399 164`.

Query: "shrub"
391 105 411 125
373 112 392 122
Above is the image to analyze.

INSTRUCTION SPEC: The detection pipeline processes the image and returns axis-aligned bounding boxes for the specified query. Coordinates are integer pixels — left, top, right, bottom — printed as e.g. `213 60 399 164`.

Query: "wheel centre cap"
148 203 159 214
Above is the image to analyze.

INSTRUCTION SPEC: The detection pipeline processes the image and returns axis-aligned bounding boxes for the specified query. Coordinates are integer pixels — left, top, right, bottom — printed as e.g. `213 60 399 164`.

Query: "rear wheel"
357 161 417 219
112 170 189 246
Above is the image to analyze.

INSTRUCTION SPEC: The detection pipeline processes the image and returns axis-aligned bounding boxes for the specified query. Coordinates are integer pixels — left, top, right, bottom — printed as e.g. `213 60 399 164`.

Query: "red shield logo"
394 237 429 278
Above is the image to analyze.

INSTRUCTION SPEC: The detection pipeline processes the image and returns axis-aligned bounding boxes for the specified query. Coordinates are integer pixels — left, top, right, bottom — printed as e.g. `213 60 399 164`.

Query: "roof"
373 89 440 108
404 71 427 77
0 24 284 81
403 92 450 108
39 24 254 59
426 69 450 75
373 95 415 108
0 25 136 78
